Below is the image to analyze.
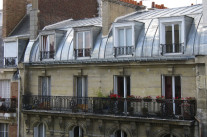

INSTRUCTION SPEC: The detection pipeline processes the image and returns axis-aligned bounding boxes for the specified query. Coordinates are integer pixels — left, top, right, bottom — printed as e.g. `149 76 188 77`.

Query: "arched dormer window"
69 126 84 137
34 123 46 137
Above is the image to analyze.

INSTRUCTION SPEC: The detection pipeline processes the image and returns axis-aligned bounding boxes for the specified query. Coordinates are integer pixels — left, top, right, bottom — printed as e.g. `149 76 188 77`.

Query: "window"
75 76 88 104
4 42 17 67
114 76 130 98
164 24 182 53
34 123 46 137
69 126 84 137
163 134 176 137
114 130 127 137
114 27 133 56
0 80 10 98
162 76 181 115
39 77 51 96
75 31 91 57
40 35 55 60
0 123 8 137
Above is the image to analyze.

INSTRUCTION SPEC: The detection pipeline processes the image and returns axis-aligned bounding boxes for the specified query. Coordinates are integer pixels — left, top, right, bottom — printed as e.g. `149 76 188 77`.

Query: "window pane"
77 32 83 49
174 24 180 52
85 31 91 49
126 28 132 46
41 77 51 96
49 35 55 52
118 29 124 46
77 77 82 98
165 25 172 53
38 123 45 137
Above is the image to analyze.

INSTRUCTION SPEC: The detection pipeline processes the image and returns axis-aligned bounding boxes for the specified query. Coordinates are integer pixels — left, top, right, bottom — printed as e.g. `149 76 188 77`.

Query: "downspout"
17 70 21 137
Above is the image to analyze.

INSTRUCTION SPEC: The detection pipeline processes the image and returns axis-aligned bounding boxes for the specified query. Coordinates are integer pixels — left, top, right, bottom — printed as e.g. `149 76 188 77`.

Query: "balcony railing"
114 46 134 57
161 43 184 55
40 51 55 60
0 98 16 113
4 57 17 67
74 48 91 57
22 95 196 120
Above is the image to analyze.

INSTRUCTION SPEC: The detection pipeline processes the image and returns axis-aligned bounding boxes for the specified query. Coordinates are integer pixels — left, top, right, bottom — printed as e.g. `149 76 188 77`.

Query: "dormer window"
40 35 55 60
159 16 193 55
75 31 91 58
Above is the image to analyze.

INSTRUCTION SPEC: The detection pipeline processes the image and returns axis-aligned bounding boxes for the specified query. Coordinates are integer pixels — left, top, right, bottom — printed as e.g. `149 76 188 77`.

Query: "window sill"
41 58 55 61
163 53 183 56
76 57 91 60
115 54 133 58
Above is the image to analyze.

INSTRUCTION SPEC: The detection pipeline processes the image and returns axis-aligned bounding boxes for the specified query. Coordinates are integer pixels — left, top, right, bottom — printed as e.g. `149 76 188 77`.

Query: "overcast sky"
0 0 203 9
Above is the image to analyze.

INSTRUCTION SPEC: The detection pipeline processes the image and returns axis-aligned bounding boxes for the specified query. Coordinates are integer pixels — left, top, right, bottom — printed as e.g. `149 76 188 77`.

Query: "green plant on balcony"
185 97 196 104
156 95 165 103
143 96 152 102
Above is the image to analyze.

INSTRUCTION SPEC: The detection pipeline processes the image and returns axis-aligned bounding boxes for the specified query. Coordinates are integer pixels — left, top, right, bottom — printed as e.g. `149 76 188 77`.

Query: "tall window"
114 27 133 56
75 76 88 104
69 126 84 137
0 123 8 137
165 24 181 53
39 77 51 96
162 76 181 115
114 76 130 98
34 123 46 137
0 80 10 98
75 31 91 57
40 35 55 60
114 130 127 137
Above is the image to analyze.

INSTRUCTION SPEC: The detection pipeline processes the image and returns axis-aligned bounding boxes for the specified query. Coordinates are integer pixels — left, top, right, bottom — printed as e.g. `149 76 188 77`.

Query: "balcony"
4 57 17 67
40 51 55 60
114 46 134 57
22 95 196 120
74 48 91 58
0 98 16 113
161 43 184 55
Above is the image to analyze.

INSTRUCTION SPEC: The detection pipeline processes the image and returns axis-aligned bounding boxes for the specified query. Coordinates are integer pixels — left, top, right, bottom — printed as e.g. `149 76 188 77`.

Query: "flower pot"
174 100 184 104
143 99 152 102
156 99 164 103
186 100 195 104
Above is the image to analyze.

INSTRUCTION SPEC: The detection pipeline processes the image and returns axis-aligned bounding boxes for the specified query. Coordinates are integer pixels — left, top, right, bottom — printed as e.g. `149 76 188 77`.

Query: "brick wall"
38 0 99 30
9 124 17 137
3 0 27 37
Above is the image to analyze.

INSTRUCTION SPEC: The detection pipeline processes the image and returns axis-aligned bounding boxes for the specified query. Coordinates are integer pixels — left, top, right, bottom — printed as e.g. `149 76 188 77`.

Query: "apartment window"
74 76 88 104
75 31 91 57
114 130 127 137
4 42 17 67
69 126 84 137
162 76 181 115
39 77 51 96
40 35 55 60
114 76 130 98
0 80 10 98
0 123 8 137
34 123 46 137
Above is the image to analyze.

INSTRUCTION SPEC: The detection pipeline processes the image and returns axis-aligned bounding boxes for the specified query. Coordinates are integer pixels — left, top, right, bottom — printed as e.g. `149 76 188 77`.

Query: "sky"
0 0 203 9
140 0 202 8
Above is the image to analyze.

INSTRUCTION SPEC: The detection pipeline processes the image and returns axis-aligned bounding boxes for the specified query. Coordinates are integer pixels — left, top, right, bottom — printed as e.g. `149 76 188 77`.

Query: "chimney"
152 2 155 8
30 0 39 40
203 0 207 26
102 0 145 36
3 0 27 37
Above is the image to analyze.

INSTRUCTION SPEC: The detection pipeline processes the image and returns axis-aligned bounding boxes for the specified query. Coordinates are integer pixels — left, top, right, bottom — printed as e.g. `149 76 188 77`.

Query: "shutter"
69 130 74 137
38 77 42 95
0 81 2 98
48 77 51 96
34 127 38 137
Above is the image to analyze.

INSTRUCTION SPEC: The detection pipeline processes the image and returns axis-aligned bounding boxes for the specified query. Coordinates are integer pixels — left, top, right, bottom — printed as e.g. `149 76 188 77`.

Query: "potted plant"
156 96 165 103
174 97 184 104
135 96 142 102
143 96 152 102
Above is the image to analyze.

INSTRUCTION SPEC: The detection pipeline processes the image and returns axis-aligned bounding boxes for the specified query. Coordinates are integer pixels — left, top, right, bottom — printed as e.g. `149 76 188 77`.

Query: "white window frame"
0 123 8 137
160 17 185 55
114 76 130 98
40 76 51 96
75 76 87 98
0 80 10 98
34 123 46 137
4 41 18 66
113 23 135 48
76 31 92 58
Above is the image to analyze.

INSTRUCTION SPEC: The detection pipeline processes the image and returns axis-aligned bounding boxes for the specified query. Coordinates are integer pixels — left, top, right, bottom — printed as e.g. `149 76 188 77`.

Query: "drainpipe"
17 71 21 137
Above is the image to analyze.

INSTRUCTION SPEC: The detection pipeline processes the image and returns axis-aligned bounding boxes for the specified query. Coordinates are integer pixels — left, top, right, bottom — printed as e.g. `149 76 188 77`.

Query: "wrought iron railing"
4 57 17 67
161 43 184 55
40 51 55 60
114 46 134 57
0 98 16 113
74 48 91 57
22 95 196 120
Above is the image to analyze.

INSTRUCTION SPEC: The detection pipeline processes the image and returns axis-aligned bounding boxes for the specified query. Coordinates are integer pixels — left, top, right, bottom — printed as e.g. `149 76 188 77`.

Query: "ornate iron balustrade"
114 46 134 57
40 51 55 60
22 95 196 120
74 48 91 57
4 57 17 67
161 43 184 54
0 98 16 113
